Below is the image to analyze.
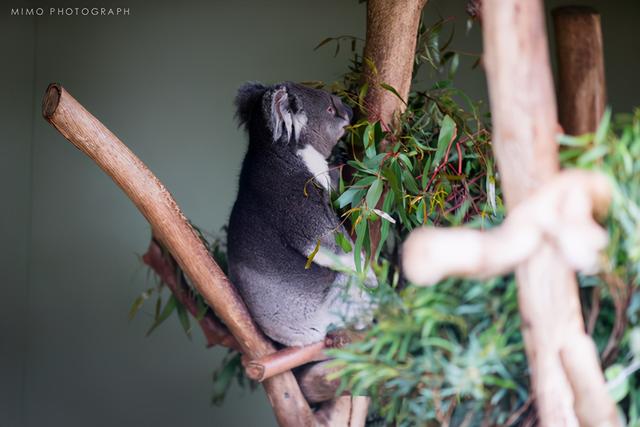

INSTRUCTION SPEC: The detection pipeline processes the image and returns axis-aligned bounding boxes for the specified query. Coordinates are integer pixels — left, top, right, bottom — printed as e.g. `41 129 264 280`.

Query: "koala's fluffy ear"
235 82 267 129
267 86 307 143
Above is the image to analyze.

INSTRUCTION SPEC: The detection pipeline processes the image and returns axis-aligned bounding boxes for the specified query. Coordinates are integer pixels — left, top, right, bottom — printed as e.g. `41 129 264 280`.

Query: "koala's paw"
324 329 366 349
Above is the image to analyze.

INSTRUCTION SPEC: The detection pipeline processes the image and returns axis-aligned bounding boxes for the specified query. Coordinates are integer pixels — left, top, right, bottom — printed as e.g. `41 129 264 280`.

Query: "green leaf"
375 191 395 260
578 144 609 166
363 153 386 170
402 168 419 194
363 123 376 158
358 83 368 108
336 188 359 208
366 178 383 208
211 352 243 405
350 189 367 207
605 364 630 403
128 287 154 321
354 219 367 273
397 153 413 171
354 176 377 187
557 133 592 147
146 294 178 336
154 296 161 320
434 115 457 166
384 164 402 201
305 239 321 269
176 302 192 339
421 156 433 188
594 107 612 145
448 52 459 77
380 83 407 106
335 233 353 253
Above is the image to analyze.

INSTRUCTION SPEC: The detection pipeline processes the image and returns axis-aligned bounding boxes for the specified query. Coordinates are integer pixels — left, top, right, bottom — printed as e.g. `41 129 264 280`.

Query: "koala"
227 81 377 347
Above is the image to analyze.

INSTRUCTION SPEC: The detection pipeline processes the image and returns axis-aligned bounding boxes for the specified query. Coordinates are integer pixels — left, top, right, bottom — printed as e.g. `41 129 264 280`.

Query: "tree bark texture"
553 6 606 136
481 1 618 426
363 0 428 126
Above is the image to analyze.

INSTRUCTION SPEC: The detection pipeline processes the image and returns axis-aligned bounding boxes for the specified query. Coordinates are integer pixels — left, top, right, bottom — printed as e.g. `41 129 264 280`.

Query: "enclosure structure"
42 0 619 425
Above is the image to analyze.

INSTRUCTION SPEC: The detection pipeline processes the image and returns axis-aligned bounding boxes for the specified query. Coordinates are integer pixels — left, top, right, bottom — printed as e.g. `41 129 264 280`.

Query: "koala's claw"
324 329 365 348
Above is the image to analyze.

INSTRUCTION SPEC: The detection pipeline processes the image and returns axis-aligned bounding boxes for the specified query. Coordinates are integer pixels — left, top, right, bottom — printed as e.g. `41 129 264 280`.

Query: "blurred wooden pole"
482 1 618 426
553 6 606 135
42 84 314 427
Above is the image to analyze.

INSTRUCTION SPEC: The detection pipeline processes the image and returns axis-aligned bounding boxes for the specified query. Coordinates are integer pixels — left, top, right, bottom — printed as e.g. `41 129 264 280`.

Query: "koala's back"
227 147 343 345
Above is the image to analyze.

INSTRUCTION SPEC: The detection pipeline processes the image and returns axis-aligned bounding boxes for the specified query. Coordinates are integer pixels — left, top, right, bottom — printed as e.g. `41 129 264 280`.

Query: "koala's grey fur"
227 81 377 346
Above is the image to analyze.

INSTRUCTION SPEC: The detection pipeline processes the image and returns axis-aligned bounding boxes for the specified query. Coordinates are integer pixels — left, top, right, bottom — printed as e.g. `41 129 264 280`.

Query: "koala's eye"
326 106 335 115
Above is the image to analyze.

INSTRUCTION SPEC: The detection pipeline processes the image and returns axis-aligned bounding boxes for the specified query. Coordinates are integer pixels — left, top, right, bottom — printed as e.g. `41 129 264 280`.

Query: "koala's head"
235 81 353 158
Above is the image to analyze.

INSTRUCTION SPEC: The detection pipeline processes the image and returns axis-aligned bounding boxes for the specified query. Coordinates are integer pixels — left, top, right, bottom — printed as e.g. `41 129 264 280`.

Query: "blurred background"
1 0 638 426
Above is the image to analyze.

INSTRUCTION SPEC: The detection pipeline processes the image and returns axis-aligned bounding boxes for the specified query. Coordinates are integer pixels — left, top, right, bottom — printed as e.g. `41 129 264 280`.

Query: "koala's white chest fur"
297 145 331 191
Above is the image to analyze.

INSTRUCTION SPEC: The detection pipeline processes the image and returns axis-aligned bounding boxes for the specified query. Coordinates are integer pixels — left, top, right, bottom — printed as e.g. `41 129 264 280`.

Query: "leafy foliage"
320 17 639 426
559 109 640 425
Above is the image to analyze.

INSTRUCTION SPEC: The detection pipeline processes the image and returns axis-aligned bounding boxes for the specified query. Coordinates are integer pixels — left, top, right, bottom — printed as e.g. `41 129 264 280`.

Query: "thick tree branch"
481 1 618 425
142 238 240 351
363 0 428 126
42 84 313 427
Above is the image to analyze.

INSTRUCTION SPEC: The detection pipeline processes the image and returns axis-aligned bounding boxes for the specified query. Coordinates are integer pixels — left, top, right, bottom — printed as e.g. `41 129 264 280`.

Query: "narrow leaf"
305 239 321 269
366 178 383 208
335 233 353 253
434 115 457 166
176 302 192 339
380 83 407 106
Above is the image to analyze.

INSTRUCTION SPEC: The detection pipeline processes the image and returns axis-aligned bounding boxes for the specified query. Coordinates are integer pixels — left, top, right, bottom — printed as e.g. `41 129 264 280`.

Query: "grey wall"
1 1 638 427
6 1 366 426
0 3 34 427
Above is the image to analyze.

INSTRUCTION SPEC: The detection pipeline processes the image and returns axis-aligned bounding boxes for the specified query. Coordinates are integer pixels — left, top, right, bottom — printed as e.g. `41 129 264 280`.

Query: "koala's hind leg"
296 360 343 403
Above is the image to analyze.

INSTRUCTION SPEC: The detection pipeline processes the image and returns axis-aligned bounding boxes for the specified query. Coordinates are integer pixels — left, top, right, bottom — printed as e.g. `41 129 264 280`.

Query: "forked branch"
42 84 313 427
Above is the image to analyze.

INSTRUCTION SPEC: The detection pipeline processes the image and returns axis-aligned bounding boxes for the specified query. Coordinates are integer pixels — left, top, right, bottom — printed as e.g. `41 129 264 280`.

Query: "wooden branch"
314 396 369 427
142 238 240 351
42 84 313 427
559 335 619 427
481 1 619 426
553 6 606 136
362 0 428 126
403 170 612 285
245 329 365 382
245 341 328 382
349 397 370 427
